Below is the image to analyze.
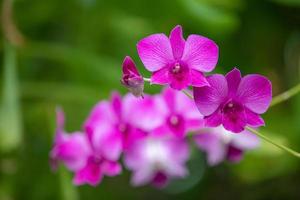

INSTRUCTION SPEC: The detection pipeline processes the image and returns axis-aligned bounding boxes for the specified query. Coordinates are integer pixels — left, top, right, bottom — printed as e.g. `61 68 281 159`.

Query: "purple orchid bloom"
50 108 122 186
153 88 204 138
193 68 272 133
137 25 219 90
194 126 260 166
121 56 144 97
124 135 189 188
50 108 90 172
84 92 162 151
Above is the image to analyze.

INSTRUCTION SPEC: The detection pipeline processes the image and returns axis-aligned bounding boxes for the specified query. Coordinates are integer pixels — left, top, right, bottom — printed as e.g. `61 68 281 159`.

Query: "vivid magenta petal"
222 108 247 133
237 74 272 114
182 34 218 72
194 74 228 116
169 25 185 60
190 69 210 87
137 34 173 72
204 111 222 127
122 56 140 75
226 145 243 163
245 108 265 127
73 157 103 186
151 67 169 85
101 161 122 176
226 68 241 97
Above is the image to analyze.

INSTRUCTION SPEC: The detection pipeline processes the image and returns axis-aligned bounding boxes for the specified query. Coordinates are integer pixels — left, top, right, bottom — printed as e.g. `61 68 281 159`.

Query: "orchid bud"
121 56 144 97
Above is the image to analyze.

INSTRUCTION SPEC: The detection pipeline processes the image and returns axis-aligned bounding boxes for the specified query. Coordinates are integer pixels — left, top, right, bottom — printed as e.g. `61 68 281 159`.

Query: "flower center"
172 63 181 74
170 115 179 125
222 101 243 114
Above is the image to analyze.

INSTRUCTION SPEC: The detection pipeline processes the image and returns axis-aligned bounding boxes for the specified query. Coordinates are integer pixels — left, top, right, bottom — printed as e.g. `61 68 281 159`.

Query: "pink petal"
190 69 210 87
231 130 260 150
222 108 247 133
169 25 185 60
110 92 122 119
169 67 190 90
162 87 176 112
101 161 122 176
131 168 154 186
152 172 169 188
137 34 173 72
182 34 218 72
50 132 90 171
193 74 228 116
226 68 241 97
122 56 139 75
194 133 226 166
204 111 222 127
123 94 167 131
73 158 103 186
226 145 243 163
92 124 122 161
237 74 272 114
151 67 169 85
245 108 265 127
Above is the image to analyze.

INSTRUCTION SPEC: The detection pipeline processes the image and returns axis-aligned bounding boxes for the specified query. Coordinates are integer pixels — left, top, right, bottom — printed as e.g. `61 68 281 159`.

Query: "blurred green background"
1 0 300 199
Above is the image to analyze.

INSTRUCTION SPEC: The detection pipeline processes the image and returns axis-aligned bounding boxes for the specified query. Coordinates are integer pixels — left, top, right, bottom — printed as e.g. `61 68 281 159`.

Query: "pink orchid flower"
194 68 272 133
50 108 122 186
194 126 260 166
84 93 149 152
153 88 204 138
50 108 90 172
124 135 189 188
137 25 219 90
121 56 144 97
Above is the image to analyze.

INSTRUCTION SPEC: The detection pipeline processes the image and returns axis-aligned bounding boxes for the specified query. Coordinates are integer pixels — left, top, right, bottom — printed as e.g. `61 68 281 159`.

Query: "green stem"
246 127 300 158
182 89 193 99
271 83 300 107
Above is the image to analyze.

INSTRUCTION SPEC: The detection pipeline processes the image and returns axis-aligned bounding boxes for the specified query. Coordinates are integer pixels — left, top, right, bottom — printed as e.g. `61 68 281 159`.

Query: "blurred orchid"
153 88 204 138
194 126 260 166
121 56 144 97
50 108 90 172
137 25 218 90
194 68 272 133
124 135 189 188
50 108 122 186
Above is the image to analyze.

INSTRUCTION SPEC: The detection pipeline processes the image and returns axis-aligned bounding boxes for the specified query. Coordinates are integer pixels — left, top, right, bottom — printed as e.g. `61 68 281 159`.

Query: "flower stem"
182 89 193 99
271 83 300 107
143 77 151 82
246 127 300 158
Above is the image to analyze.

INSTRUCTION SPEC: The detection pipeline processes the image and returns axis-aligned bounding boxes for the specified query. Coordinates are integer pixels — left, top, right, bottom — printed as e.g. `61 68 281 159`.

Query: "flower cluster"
51 25 272 188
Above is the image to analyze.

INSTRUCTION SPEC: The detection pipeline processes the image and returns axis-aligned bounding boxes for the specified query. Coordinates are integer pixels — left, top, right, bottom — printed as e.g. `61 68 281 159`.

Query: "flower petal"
194 133 226 166
190 69 210 88
101 161 122 176
193 74 228 116
151 67 169 85
226 68 241 97
226 145 243 163
137 34 173 71
92 124 122 161
122 56 140 75
182 34 218 72
131 168 154 187
73 158 103 186
169 25 185 60
231 130 260 150
245 108 265 127
222 108 247 133
204 110 222 127
237 74 272 114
